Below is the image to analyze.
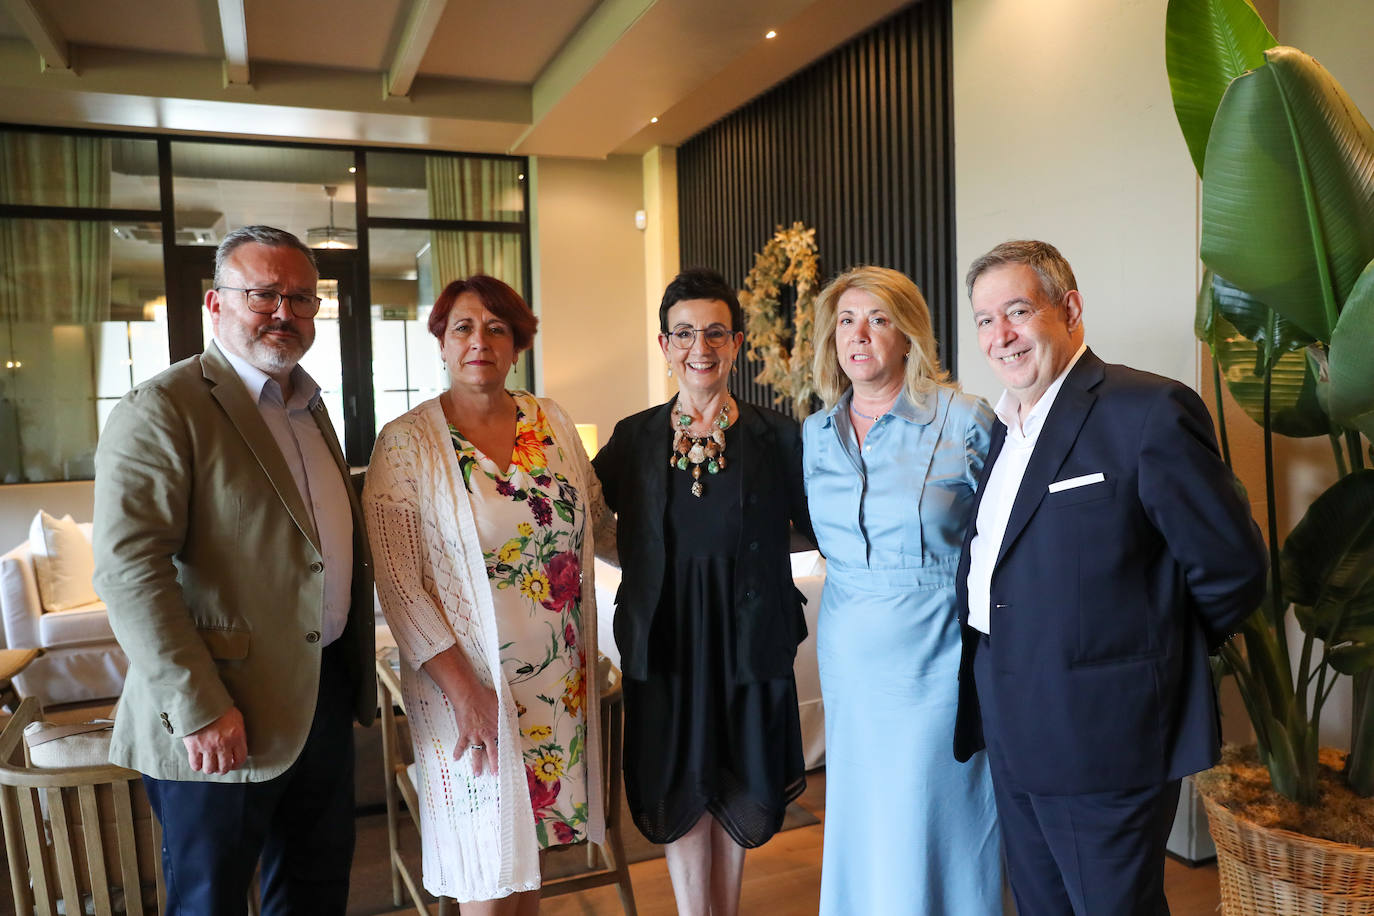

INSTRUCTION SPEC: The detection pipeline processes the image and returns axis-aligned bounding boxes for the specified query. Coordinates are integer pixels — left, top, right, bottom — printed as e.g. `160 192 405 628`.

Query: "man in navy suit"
954 240 1266 915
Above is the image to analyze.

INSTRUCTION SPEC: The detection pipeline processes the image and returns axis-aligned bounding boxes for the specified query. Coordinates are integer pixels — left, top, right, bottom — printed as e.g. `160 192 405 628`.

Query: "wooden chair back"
0 697 163 916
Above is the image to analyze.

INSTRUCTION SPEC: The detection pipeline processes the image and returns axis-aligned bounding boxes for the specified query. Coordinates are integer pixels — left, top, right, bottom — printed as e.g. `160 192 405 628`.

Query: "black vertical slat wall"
677 0 955 415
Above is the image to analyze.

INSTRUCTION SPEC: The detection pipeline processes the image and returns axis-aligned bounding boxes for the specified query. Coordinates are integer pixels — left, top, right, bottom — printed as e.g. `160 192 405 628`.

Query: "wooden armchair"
0 697 162 916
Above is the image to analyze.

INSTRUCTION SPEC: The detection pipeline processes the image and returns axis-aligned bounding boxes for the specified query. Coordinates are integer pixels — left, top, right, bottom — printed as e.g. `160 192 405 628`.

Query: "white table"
593 552 827 769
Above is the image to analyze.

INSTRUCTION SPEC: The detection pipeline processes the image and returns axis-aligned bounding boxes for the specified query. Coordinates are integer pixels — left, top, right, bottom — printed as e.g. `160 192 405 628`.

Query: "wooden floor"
381 769 1223 915
0 702 1220 916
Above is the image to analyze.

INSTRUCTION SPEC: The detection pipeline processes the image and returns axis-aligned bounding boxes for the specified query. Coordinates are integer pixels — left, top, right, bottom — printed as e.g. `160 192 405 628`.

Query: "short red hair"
427 275 538 352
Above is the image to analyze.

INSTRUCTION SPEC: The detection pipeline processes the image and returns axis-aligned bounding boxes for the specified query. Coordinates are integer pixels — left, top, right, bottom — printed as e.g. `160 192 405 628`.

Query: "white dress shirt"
965 344 1087 634
213 339 354 646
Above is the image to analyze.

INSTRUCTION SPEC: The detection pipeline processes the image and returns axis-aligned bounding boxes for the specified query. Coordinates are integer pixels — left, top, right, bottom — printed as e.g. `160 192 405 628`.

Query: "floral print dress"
451 390 589 848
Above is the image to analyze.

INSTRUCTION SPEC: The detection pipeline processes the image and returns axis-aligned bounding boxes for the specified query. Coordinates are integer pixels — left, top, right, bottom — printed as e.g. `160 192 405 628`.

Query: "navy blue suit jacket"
954 349 1266 795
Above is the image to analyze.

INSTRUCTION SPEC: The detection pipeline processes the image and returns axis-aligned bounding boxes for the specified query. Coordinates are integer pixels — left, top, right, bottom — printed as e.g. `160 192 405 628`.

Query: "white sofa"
593 550 827 769
0 522 129 707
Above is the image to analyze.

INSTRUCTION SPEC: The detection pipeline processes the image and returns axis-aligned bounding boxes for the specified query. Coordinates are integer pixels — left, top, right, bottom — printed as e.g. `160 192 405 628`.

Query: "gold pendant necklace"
669 402 731 497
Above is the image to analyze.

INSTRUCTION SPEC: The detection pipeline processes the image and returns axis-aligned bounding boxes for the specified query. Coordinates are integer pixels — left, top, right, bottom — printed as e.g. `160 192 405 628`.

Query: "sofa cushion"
37 600 113 648
23 718 114 768
28 511 98 612
1 548 43 649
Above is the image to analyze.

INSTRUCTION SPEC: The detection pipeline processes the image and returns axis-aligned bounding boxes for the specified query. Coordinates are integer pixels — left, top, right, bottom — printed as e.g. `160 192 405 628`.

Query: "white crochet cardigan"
363 393 609 901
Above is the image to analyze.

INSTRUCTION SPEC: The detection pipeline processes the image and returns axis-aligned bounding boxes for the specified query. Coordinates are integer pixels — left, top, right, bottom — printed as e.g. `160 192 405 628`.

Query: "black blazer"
593 398 813 683
953 349 1266 795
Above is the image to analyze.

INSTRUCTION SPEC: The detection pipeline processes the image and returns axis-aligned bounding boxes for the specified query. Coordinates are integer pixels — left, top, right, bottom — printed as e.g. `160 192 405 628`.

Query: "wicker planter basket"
1201 793 1374 914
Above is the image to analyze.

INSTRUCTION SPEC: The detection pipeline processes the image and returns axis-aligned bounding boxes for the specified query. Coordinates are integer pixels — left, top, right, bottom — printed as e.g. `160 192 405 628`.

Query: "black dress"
621 421 806 847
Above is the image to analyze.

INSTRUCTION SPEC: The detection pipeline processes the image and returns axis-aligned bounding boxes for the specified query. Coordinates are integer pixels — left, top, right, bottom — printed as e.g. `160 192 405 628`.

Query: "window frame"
0 123 532 474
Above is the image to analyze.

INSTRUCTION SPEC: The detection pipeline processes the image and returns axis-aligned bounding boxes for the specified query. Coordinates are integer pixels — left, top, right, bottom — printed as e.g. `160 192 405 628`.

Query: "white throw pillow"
23 719 114 768
28 510 98 612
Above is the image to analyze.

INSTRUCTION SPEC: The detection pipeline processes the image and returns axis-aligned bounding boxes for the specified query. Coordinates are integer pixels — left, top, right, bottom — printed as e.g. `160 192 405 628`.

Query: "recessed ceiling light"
650 116 659 124
765 29 777 39
517 173 525 181
348 166 356 173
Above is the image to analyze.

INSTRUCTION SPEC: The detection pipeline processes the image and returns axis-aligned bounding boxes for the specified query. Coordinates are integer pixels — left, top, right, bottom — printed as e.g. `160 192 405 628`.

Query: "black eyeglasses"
667 325 734 349
217 287 323 319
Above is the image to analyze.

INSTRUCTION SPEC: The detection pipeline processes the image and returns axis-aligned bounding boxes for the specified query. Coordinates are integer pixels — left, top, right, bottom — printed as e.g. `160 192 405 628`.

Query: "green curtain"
424 157 524 295
0 133 113 323
0 133 114 481
428 230 524 296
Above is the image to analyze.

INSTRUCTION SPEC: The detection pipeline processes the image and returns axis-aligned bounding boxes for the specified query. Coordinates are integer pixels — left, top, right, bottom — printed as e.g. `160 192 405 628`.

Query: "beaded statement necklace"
670 402 731 498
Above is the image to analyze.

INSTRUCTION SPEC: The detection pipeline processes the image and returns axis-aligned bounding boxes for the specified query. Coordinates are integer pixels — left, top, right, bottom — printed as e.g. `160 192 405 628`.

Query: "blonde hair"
811 265 950 409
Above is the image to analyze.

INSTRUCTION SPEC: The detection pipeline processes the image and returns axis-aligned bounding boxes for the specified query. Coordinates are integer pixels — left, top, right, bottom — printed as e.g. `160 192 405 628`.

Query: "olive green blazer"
93 342 376 782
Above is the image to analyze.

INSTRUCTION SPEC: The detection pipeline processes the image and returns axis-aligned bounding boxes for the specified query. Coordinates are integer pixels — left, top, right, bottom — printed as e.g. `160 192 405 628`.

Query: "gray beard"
230 324 310 375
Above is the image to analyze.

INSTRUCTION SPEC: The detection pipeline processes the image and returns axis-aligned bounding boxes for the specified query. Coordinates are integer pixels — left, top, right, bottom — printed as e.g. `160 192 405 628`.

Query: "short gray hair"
965 240 1077 304
213 225 317 288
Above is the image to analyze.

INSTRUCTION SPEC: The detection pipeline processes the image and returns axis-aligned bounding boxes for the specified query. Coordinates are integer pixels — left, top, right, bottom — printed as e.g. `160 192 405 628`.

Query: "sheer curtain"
0 133 112 323
0 133 113 481
424 157 524 293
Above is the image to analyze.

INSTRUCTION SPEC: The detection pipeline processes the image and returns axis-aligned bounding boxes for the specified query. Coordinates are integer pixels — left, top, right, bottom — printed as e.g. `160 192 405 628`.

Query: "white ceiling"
0 0 914 157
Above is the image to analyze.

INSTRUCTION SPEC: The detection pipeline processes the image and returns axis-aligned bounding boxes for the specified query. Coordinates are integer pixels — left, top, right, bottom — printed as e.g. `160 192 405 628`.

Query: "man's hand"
183 706 248 774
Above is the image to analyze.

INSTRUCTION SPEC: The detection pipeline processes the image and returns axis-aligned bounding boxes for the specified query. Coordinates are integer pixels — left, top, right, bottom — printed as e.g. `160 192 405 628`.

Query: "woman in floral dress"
364 275 612 913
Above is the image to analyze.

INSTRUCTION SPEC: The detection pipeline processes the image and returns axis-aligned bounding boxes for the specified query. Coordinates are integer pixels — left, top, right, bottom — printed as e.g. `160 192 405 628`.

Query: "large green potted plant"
1165 0 1374 909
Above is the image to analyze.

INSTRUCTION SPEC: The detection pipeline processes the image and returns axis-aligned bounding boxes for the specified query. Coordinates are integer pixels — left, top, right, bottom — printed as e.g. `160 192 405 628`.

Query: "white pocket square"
1048 472 1106 493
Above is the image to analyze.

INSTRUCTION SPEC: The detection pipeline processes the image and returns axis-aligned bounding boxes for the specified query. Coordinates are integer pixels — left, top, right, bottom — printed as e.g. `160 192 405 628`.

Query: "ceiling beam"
0 41 532 152
2 0 70 70
216 0 250 86
507 0 656 151
384 0 449 99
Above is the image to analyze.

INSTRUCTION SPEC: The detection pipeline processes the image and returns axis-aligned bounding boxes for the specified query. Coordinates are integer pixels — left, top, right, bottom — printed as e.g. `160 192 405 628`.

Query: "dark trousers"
144 640 356 916
973 634 1181 916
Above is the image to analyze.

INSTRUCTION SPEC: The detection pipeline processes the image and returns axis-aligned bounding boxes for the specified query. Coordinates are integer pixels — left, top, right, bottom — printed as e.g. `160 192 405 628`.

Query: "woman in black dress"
592 268 811 916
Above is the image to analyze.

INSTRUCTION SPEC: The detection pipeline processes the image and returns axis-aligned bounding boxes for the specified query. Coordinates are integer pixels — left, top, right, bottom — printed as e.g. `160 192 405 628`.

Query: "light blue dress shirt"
213 339 353 646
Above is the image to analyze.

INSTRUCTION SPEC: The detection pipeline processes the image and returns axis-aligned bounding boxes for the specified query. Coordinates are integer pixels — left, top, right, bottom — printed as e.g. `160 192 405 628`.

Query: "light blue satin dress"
804 386 1003 915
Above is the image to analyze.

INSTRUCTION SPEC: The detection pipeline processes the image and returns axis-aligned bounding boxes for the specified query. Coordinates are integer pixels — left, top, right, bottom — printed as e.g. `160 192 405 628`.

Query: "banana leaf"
1211 273 1314 356
1262 711 1304 801
1165 0 1276 176
1237 607 1293 729
1194 268 1216 344
1295 602 1374 638
1281 471 1374 641
1349 674 1374 794
1205 278 1328 438
1329 259 1374 440
1200 47 1374 343
1330 643 1374 676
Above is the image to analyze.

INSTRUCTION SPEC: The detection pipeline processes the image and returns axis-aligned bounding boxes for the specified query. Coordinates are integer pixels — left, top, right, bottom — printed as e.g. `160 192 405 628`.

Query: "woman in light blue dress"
804 266 1002 914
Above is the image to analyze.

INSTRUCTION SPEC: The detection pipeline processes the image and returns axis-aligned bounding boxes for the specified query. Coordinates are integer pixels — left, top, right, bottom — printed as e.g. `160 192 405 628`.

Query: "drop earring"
666 364 673 377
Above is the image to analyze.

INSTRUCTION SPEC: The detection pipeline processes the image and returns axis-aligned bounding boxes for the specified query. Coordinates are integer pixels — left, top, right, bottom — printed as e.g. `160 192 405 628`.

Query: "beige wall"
952 0 1201 403
531 155 648 449
1280 0 1374 112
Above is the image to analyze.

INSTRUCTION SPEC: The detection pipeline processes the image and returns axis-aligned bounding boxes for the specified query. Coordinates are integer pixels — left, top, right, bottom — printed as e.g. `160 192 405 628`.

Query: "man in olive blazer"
93 226 375 914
